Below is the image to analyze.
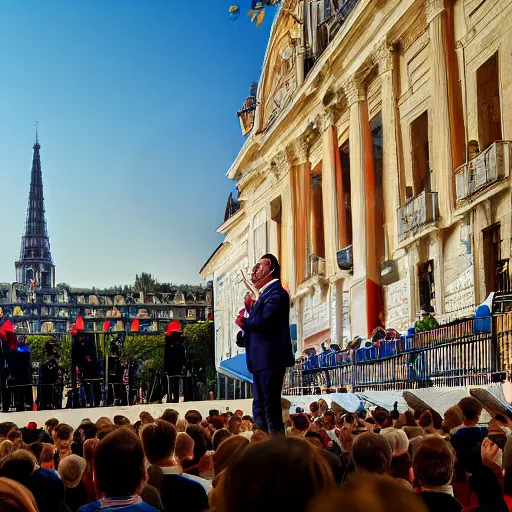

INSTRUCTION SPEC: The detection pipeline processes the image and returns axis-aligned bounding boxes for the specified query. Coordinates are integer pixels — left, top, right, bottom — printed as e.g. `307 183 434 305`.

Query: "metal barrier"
283 315 512 395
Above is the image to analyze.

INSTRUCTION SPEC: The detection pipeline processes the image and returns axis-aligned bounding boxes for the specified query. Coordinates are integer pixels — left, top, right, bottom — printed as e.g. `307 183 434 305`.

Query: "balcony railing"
397 191 439 242
455 141 511 202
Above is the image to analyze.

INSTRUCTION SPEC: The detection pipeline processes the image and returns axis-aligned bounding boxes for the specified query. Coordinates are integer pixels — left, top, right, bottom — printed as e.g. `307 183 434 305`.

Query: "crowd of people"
0 396 512 511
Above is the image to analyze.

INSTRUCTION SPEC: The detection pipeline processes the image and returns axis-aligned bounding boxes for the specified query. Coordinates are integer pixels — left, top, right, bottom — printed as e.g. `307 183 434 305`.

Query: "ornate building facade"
201 0 512 369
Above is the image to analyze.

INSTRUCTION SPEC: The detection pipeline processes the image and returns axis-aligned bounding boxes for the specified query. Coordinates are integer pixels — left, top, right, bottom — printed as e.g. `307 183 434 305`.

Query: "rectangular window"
253 208 267 263
418 260 435 313
482 223 509 294
410 111 430 195
477 52 502 150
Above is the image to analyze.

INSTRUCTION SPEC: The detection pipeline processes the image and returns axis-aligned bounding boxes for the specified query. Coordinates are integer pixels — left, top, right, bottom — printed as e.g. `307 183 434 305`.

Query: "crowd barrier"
283 313 512 395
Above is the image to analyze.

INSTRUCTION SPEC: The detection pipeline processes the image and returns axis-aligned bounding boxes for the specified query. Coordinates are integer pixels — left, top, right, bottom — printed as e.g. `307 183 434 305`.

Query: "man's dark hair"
212 429 232 451
28 441 44 462
309 402 320 413
374 410 392 429
45 418 59 430
210 416 226 430
413 435 455 486
350 432 392 474
292 414 310 432
458 397 483 421
54 423 73 441
113 415 131 426
94 427 145 498
305 431 323 442
261 253 281 280
141 419 177 464
97 424 117 441
0 422 17 438
209 409 220 418
160 409 179 426
185 410 202 425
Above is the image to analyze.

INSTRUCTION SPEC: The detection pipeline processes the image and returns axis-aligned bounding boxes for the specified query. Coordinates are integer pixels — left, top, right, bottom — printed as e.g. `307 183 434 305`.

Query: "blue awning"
218 354 252 383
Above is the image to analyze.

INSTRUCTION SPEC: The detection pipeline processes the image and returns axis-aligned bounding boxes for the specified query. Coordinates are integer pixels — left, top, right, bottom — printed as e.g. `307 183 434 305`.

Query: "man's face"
251 258 273 290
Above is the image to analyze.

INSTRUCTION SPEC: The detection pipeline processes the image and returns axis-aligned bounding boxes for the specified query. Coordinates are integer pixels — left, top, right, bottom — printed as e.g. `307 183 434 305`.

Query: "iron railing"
397 191 439 242
455 141 511 201
283 314 512 395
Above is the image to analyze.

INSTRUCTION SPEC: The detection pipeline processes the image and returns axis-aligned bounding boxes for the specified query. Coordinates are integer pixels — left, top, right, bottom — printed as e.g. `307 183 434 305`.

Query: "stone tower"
15 132 55 289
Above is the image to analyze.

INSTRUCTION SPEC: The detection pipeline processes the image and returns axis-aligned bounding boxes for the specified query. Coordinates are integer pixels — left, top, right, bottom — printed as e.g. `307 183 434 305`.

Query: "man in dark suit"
236 254 295 434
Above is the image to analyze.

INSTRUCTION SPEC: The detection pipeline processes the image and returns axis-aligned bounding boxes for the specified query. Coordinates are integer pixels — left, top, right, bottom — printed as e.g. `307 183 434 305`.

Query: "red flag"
131 319 140 332
103 321 110 333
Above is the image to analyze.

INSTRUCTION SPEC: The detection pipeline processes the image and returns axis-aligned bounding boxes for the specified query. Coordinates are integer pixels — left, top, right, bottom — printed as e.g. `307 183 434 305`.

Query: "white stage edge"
0 386 479 429
0 399 253 429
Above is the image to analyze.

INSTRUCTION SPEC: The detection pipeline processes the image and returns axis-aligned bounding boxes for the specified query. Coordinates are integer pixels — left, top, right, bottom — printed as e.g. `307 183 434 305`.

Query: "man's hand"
244 293 254 313
235 309 245 329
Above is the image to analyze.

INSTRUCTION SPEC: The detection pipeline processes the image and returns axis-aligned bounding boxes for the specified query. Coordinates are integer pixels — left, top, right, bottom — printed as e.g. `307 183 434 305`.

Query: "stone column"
287 137 311 287
346 78 381 337
377 42 401 258
321 108 340 278
427 0 454 226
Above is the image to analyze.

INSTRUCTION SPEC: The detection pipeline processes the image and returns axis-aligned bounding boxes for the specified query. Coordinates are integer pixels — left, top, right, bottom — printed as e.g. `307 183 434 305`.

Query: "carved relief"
263 41 298 128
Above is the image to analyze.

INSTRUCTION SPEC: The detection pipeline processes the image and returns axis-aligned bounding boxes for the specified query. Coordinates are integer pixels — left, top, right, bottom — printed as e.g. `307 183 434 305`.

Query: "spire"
15 129 55 289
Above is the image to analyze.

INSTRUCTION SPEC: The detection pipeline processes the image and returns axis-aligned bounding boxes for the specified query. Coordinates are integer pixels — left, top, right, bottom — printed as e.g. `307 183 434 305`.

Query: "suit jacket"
238 280 295 373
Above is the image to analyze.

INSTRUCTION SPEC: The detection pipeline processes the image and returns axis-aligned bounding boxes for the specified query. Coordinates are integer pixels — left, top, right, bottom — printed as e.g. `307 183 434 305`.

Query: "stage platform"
0 386 479 429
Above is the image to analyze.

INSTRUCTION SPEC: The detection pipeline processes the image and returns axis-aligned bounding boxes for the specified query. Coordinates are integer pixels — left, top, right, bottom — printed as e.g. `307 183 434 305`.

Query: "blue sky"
0 1 274 287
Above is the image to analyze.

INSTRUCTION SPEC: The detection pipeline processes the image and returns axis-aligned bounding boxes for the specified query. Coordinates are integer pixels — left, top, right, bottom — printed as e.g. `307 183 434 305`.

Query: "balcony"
307 254 326 278
337 245 353 271
455 141 511 202
397 191 439 242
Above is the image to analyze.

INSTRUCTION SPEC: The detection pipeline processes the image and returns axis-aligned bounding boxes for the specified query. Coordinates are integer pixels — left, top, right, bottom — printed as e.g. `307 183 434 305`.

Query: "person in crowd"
234 409 244 418
226 415 242 436
27 442 42 463
160 409 179 426
209 415 226 432
235 254 295 434
413 435 463 512
182 425 209 476
311 473 429 512
288 413 310 438
210 437 334 512
208 409 220 420
59 454 89 512
175 432 212 494
79 427 159 512
350 431 392 475
212 428 231 451
8 430 26 450
250 429 269 444
113 415 131 426
418 410 436 435
0 476 39 512
53 423 73 469
0 449 69 512
309 401 321 419
374 409 393 433
20 422 44 445
82 438 98 503
451 397 488 476
94 417 113 429
0 422 17 442
176 419 187 432
304 431 343 484
382 428 413 487
185 410 202 425
43 418 59 442
139 412 154 426
0 439 16 458
443 405 464 434
212 436 250 483
140 419 208 512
